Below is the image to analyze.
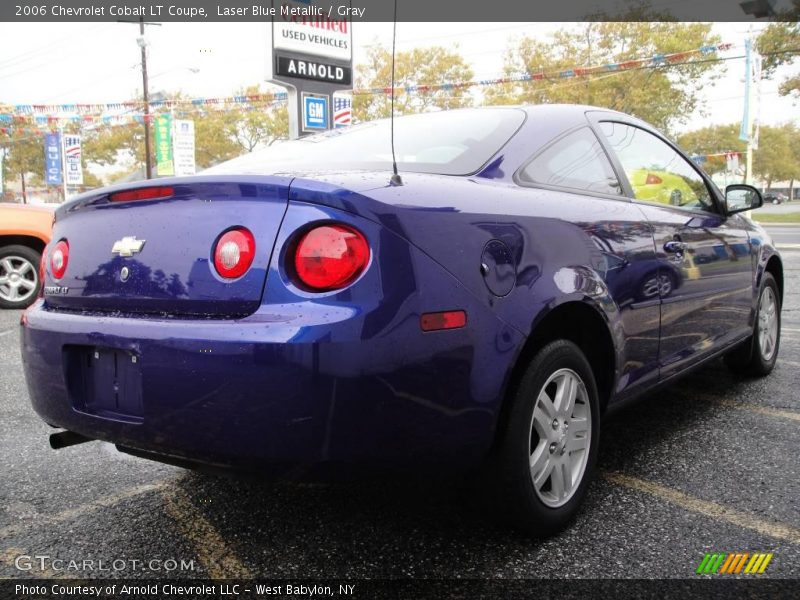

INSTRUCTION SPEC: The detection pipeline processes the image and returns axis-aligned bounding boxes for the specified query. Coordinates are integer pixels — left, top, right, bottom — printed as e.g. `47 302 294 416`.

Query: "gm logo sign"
302 93 329 132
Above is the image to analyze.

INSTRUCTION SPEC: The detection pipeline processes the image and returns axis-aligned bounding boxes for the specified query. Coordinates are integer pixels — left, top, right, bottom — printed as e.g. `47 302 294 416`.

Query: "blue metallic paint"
20 105 781 471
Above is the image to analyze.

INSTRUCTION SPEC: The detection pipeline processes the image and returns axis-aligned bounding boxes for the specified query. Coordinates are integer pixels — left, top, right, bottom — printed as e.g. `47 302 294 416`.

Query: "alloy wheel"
758 286 778 362
528 368 592 508
0 255 38 304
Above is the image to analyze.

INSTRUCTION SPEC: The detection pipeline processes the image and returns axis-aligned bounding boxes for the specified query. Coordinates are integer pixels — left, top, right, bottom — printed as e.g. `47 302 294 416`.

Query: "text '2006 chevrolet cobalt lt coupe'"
21 106 782 535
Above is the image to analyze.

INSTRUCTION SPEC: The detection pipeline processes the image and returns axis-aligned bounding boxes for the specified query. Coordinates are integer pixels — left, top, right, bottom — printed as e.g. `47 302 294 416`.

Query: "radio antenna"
389 0 403 186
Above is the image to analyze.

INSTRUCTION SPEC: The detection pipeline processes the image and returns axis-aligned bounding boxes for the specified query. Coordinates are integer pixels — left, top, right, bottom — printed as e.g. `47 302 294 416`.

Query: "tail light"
213 228 255 279
50 240 69 280
110 186 174 203
645 173 663 185
293 224 370 291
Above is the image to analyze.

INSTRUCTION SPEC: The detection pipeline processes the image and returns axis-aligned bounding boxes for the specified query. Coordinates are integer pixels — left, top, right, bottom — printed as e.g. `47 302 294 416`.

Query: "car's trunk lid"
45 176 291 317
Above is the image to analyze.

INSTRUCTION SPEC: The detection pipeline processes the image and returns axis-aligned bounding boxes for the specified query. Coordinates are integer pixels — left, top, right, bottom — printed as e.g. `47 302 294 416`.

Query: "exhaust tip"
49 431 93 450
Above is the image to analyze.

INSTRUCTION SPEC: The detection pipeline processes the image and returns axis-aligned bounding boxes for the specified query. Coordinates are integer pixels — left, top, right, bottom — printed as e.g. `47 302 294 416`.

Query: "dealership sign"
44 133 62 186
272 0 351 62
268 0 353 138
172 119 196 177
154 114 174 176
63 134 83 186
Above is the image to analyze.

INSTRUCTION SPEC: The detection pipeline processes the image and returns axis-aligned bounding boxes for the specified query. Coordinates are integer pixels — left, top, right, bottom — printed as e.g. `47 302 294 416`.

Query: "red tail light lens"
109 186 174 203
50 240 69 280
293 224 370 291
645 173 663 185
214 228 255 279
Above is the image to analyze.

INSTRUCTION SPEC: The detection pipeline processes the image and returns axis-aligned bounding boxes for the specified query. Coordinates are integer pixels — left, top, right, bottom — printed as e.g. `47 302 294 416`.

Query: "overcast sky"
0 21 798 134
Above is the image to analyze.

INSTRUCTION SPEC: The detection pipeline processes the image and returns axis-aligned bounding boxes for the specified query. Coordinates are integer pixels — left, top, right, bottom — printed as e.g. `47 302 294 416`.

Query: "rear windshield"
204 108 525 176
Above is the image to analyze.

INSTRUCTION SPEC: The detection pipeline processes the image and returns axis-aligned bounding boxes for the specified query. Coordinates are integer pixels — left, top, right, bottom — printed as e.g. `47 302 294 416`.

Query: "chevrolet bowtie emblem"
111 236 146 257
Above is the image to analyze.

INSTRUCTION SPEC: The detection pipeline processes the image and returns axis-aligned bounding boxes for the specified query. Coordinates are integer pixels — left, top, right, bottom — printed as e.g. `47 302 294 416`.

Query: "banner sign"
44 132 62 186
63 134 83 185
739 38 761 150
154 113 174 176
172 119 196 176
272 0 352 62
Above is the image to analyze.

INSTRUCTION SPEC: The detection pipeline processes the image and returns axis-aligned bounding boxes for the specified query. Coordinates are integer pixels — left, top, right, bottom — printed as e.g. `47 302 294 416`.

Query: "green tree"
753 124 800 189
353 45 474 121
485 23 723 133
1 132 44 201
757 21 800 98
79 85 289 173
678 122 800 188
228 85 289 153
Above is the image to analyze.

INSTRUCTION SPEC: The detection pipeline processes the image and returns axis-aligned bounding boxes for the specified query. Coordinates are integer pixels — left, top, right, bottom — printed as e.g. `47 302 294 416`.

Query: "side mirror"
725 184 763 215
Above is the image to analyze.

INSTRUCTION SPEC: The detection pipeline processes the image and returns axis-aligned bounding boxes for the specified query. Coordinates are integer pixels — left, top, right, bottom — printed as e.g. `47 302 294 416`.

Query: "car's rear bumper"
21 290 523 471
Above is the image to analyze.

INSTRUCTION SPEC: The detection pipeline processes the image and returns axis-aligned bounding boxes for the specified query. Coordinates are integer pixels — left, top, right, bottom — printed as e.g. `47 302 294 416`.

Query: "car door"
512 124 662 397
593 118 753 378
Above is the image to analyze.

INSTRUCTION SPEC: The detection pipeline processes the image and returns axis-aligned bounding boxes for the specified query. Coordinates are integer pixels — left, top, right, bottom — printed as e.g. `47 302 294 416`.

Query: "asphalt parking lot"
1 227 798 583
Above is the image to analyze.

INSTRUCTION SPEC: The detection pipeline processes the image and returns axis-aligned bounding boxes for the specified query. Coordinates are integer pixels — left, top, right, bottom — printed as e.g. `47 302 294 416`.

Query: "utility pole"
139 18 152 180
120 16 161 180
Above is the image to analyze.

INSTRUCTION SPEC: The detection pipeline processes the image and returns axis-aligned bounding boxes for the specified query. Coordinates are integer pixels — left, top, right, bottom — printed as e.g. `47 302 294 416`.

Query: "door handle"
664 241 687 253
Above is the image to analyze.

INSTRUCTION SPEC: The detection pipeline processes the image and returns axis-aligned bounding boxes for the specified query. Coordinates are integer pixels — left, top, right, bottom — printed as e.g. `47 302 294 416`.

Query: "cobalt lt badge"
112 236 146 257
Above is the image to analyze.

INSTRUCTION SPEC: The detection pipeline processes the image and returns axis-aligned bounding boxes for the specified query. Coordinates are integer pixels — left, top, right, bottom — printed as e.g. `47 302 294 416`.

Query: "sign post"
268 0 353 139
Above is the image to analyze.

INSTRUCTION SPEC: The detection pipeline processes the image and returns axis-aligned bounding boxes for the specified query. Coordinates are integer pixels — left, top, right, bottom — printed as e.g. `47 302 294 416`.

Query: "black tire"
724 272 780 376
490 340 600 536
0 244 42 309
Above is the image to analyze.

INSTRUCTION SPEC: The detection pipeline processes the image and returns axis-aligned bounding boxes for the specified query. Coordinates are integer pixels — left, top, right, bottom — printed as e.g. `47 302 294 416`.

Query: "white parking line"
604 472 800 545
776 243 800 250
0 329 14 338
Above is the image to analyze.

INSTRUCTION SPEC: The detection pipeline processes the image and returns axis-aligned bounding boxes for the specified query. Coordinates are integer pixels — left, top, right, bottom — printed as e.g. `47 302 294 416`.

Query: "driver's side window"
599 122 714 212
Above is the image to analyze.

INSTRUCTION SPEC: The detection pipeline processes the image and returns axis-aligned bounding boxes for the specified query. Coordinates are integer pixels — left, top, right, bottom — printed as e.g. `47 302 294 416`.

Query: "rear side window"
518 127 621 196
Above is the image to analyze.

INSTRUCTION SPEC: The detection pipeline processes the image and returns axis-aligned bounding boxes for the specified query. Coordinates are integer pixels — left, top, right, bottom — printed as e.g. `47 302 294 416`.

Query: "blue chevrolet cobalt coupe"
21 106 782 535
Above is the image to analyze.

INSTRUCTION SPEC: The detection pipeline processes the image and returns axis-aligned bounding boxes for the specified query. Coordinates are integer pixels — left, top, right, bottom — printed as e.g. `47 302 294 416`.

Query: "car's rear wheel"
724 272 780 376
492 340 599 536
0 245 41 309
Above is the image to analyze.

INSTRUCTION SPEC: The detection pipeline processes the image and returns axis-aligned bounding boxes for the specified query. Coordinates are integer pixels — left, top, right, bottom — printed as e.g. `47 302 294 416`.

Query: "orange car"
0 203 54 308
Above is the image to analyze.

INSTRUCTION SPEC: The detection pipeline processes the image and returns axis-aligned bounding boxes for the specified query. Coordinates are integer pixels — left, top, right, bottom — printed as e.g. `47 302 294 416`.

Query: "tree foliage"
353 45 474 121
484 23 723 133
757 21 800 98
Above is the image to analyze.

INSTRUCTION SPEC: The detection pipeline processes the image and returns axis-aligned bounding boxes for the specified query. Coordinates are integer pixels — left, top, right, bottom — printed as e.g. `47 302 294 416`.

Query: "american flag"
333 96 351 128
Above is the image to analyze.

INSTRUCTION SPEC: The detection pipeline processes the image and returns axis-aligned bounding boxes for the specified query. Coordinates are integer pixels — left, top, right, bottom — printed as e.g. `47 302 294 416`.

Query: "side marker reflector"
421 310 466 332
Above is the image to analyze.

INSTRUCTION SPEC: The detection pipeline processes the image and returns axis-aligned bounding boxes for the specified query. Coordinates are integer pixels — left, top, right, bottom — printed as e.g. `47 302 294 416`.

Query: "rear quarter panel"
290 173 662 402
